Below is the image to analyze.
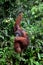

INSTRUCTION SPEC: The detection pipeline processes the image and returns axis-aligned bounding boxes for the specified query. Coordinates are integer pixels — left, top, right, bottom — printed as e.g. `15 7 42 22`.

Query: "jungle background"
0 0 43 65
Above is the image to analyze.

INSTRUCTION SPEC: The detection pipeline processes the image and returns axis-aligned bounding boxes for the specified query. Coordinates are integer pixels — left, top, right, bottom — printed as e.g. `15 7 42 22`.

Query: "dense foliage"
0 0 43 65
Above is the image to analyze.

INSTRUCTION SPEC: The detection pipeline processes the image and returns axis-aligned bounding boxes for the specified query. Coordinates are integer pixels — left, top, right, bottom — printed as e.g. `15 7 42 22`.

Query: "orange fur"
14 12 29 53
